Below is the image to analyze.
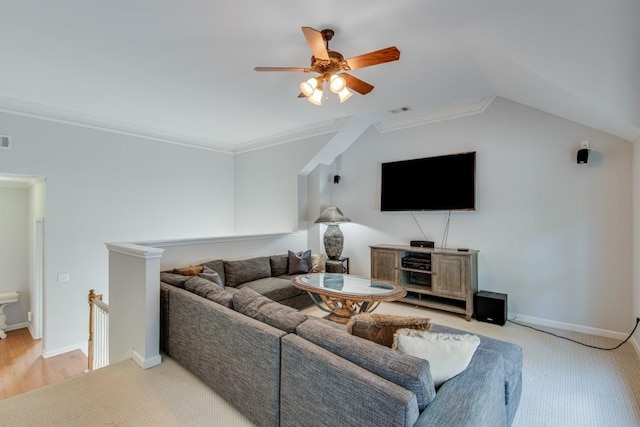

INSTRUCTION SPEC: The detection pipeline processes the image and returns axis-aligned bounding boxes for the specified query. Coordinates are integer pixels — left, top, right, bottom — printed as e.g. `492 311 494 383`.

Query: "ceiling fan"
254 27 400 105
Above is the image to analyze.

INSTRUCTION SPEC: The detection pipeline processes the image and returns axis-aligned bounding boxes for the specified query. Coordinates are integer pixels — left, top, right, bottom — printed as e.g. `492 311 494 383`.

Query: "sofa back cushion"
269 254 289 277
233 288 307 333
160 272 191 288
184 276 234 308
224 256 271 287
296 317 436 411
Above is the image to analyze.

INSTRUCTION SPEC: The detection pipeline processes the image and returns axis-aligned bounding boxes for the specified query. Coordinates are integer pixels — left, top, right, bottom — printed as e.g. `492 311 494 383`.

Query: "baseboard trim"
42 341 87 359
27 323 35 338
5 322 29 332
511 313 630 341
132 350 162 370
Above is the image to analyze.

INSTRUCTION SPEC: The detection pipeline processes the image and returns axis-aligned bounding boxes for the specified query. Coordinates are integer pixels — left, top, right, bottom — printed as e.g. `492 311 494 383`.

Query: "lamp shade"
314 206 351 224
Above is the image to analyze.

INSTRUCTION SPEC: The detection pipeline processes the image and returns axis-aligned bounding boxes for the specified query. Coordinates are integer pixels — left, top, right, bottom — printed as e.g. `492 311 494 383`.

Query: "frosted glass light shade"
308 87 323 105
300 77 318 97
329 74 346 93
338 88 353 103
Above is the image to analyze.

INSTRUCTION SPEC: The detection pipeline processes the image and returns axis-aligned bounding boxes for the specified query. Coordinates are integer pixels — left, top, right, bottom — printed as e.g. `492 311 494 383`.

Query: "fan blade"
345 46 400 70
302 27 329 61
341 73 374 95
297 92 306 98
254 66 311 72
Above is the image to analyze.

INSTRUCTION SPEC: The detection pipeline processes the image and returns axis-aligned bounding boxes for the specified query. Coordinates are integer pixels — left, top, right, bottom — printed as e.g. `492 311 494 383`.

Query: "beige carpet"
0 355 253 427
1 302 639 426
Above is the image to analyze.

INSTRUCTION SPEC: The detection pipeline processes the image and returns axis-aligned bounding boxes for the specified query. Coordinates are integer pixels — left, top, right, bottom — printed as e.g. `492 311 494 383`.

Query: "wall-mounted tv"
381 151 476 211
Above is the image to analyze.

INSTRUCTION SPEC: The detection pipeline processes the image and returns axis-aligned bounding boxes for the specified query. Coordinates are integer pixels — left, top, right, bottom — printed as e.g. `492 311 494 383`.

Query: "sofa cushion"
184 276 220 298
431 323 523 418
205 287 234 308
296 317 436 411
173 265 203 276
269 254 289 277
200 259 225 286
346 313 432 348
393 329 480 388
160 272 190 288
232 288 307 333
288 250 312 274
236 277 303 302
232 288 272 316
198 265 223 287
224 256 271 287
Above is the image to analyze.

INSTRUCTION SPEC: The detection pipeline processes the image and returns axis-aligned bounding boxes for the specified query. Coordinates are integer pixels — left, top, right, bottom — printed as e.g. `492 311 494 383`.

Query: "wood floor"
0 327 87 400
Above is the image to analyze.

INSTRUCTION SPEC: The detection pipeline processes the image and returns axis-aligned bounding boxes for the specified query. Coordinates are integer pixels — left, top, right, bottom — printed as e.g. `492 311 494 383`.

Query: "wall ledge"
133 231 303 248
105 242 164 259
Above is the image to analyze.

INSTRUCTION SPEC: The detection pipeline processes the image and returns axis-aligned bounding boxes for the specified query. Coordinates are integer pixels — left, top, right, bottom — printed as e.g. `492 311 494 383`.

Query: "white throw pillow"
393 329 480 387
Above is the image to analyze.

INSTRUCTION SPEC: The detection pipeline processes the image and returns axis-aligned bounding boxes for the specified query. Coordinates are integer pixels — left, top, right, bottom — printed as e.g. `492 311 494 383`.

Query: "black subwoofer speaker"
475 291 507 326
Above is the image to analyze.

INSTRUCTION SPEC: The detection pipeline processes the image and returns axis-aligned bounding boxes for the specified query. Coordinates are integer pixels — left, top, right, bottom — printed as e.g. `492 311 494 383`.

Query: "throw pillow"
198 265 224 287
200 259 225 286
172 265 203 276
393 330 480 387
311 253 327 273
346 313 432 348
288 250 312 274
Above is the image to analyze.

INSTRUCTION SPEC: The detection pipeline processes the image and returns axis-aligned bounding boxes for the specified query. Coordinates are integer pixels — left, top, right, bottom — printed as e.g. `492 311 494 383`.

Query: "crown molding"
232 117 348 154
374 97 495 133
0 96 235 153
0 95 496 154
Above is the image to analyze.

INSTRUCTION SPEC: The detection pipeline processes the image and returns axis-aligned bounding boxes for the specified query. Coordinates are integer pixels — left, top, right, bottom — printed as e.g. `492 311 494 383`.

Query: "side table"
325 257 350 274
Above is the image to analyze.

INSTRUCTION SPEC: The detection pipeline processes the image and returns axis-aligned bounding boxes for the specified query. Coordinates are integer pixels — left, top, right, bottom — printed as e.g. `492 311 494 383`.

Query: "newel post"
105 242 164 369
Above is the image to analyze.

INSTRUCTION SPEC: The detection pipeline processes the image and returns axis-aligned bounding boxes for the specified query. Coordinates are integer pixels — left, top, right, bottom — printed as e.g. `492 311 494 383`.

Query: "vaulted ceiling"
1 1 638 152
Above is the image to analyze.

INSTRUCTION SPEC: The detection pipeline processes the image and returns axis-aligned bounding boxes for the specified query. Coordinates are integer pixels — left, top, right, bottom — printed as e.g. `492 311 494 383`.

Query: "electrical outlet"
28 311 32 322
580 140 590 150
57 272 70 283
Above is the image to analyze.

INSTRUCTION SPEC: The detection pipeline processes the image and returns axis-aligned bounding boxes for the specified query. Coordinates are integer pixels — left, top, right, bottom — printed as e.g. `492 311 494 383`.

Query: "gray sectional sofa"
160 262 523 427
160 254 313 309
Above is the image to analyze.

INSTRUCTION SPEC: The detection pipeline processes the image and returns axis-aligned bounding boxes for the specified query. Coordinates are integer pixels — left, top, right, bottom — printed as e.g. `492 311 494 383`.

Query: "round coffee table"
293 273 406 324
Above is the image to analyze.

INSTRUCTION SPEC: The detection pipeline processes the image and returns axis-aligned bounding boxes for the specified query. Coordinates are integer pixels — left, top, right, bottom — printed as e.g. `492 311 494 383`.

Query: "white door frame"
30 217 44 339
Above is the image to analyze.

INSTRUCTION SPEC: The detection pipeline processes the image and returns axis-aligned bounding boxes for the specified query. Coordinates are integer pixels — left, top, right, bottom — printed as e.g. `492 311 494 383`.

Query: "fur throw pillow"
346 313 432 348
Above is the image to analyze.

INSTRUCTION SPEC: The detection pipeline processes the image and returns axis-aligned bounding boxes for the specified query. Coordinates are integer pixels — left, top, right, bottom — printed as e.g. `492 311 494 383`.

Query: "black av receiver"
401 256 431 271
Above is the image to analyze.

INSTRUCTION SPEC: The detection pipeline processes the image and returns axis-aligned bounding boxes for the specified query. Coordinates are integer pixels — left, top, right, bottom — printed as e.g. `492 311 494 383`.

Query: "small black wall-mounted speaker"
577 148 589 164
475 291 507 326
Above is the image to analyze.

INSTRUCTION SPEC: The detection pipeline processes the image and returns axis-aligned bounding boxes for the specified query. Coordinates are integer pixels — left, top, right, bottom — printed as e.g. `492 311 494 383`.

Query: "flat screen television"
381 151 476 211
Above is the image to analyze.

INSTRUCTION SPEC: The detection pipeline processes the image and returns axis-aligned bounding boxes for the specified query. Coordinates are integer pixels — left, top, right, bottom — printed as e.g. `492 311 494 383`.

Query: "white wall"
331 98 633 334
0 111 235 355
234 134 331 235
0 186 29 327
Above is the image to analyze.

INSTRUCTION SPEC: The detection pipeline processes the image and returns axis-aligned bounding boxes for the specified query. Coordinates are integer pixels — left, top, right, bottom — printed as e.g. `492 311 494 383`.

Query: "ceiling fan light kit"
308 86 324 106
255 27 400 106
